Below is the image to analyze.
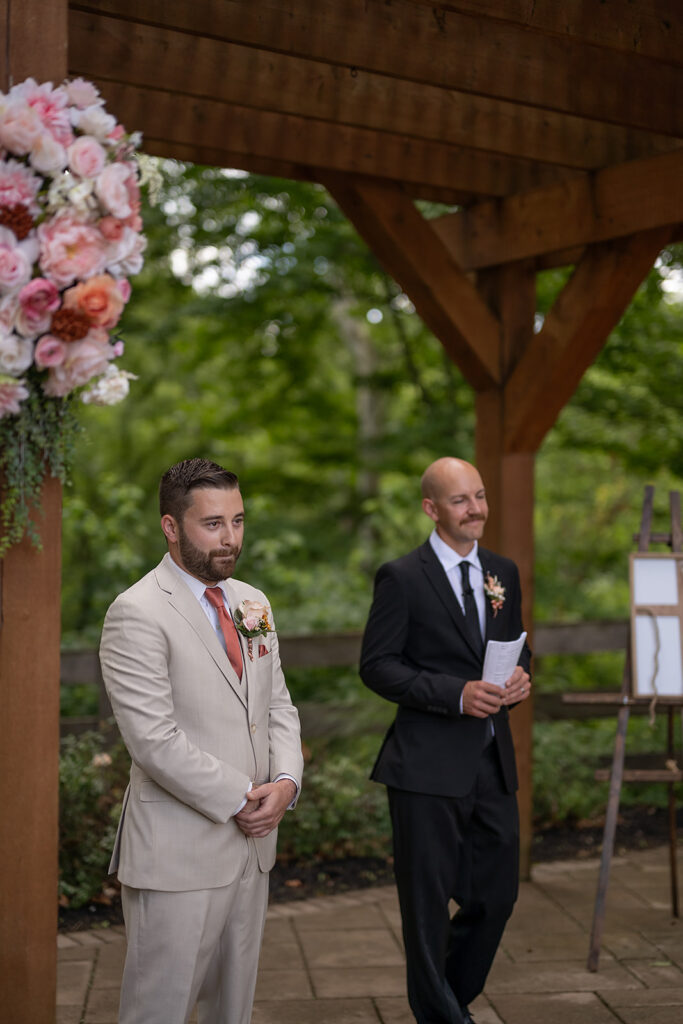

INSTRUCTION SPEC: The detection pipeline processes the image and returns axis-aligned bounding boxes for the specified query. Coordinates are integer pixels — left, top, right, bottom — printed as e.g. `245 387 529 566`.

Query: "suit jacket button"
250 723 256 733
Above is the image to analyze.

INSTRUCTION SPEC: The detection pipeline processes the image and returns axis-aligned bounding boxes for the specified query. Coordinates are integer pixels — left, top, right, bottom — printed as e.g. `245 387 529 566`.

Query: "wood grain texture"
325 174 502 389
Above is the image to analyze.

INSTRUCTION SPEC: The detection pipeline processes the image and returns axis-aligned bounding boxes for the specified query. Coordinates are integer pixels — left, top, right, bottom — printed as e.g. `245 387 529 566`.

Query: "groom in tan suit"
100 458 303 1024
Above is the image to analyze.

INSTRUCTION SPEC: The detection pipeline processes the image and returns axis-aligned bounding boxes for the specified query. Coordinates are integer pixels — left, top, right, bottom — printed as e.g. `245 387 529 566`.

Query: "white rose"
29 131 67 175
0 331 34 376
72 104 117 141
105 226 146 277
81 364 136 405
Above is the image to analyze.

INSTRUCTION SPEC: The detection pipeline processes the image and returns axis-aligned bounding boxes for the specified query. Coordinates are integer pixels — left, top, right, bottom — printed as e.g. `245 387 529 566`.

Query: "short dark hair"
159 458 239 521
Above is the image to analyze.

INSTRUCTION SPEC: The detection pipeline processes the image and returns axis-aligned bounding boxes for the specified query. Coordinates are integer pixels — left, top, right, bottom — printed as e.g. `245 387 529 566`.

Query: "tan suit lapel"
154 555 247 709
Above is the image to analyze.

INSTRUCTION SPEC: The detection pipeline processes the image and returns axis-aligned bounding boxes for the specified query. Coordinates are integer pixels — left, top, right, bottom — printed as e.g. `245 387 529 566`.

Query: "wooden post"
476 261 536 880
0 4 67 1021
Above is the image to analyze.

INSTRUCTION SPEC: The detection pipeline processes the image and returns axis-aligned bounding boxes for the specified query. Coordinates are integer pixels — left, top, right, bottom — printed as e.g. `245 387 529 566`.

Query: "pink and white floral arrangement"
0 76 149 417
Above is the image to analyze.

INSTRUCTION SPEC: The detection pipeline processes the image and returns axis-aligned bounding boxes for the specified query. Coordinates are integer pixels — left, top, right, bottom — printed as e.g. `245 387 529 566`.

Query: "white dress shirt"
428 531 492 726
429 530 486 638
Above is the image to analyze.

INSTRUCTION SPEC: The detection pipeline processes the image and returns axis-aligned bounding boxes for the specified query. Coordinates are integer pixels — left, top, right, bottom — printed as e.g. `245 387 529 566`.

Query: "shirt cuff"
273 773 299 809
231 780 252 817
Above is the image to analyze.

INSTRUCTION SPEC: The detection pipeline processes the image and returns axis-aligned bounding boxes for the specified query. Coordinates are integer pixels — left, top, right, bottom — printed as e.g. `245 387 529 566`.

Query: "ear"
161 514 179 544
422 497 438 524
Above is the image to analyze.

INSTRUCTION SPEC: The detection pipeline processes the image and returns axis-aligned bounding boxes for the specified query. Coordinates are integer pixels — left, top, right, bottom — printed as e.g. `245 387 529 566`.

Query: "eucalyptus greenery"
0 374 79 557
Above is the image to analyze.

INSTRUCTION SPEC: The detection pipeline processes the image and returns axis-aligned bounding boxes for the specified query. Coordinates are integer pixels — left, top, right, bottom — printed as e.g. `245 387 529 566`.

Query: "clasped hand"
234 779 297 838
462 665 531 718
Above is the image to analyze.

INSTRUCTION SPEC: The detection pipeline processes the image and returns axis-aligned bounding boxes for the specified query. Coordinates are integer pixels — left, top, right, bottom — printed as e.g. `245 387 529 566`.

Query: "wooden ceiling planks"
68 9 677 174
67 1 683 210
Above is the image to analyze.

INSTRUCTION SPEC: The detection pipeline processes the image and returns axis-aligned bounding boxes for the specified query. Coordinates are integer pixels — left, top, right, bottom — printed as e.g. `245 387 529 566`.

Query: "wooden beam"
434 148 683 271
504 226 672 453
76 78 565 200
78 0 683 136
68 9 679 173
324 175 502 390
474 263 536 879
1 8 65 1022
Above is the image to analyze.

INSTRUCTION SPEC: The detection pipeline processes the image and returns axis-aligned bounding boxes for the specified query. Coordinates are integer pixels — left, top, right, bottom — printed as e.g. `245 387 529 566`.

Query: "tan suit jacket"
99 553 303 892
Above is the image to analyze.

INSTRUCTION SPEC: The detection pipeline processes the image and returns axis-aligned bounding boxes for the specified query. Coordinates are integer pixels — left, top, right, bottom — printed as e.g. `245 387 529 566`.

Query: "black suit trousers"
388 744 519 1024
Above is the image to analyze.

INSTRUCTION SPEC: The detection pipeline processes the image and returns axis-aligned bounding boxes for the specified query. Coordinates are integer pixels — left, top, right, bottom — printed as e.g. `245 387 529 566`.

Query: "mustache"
210 549 239 559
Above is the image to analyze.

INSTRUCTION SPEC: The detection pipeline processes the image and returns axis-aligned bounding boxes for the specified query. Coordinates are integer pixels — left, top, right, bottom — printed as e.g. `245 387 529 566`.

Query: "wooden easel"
564 486 683 972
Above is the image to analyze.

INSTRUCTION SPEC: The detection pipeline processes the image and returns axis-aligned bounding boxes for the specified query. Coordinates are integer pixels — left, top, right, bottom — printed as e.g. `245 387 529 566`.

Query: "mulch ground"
58 804 683 933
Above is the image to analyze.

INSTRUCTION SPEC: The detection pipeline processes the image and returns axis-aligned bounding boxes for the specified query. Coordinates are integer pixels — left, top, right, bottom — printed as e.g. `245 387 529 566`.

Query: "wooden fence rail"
60 619 633 738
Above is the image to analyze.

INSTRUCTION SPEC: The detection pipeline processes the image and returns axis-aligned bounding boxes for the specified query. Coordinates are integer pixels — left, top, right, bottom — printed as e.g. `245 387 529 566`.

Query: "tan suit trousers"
119 841 268 1024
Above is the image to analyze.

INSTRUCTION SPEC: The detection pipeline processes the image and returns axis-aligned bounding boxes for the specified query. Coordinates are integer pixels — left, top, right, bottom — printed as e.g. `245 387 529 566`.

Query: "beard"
177 524 241 584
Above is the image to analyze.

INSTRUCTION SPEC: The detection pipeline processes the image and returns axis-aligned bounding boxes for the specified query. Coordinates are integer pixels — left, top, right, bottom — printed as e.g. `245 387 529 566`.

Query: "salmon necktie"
204 587 244 681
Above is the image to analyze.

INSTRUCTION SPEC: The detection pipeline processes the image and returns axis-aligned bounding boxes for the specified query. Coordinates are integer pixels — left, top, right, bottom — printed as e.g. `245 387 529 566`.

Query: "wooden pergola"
1 2 682 1019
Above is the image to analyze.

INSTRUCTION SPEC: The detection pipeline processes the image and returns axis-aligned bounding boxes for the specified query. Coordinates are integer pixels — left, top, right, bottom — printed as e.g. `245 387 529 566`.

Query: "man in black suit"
360 457 531 1024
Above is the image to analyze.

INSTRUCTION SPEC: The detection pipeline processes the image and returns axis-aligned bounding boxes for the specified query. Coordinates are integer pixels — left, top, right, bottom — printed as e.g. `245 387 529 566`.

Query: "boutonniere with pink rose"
484 573 506 617
234 599 272 661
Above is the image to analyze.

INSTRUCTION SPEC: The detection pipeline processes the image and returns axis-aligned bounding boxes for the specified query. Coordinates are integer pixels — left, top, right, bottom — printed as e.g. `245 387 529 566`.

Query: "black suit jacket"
360 540 531 799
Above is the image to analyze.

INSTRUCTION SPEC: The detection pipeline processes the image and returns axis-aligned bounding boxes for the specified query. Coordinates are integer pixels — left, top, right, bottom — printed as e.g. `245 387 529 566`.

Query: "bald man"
360 458 531 1024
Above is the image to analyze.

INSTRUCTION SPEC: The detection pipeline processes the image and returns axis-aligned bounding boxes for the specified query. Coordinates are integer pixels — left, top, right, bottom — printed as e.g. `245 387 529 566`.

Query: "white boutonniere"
234 599 272 661
484 573 506 617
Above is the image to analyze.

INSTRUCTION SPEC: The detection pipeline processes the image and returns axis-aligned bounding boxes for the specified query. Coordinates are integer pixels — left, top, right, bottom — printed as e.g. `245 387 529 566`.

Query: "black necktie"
459 561 483 658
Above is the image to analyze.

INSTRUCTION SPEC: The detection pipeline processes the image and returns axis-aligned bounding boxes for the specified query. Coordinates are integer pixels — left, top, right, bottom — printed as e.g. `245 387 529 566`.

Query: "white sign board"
630 553 683 698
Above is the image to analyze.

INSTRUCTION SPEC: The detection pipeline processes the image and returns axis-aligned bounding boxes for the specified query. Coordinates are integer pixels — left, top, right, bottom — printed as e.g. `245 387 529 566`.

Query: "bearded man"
360 457 531 1024
100 457 303 1024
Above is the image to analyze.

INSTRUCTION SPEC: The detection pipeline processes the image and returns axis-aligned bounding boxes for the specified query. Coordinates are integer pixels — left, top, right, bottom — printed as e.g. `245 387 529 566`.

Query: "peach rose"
16 277 60 336
38 213 107 288
62 274 127 330
42 327 113 397
34 334 67 368
68 135 106 179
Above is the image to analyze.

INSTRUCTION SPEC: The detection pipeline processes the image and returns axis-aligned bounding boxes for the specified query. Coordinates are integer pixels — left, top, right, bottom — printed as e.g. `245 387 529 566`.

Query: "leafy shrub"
277 734 391 862
59 729 130 907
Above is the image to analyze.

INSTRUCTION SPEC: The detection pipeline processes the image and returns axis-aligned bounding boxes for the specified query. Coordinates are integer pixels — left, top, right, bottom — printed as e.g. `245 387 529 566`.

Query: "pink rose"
34 334 67 368
0 97 43 155
38 213 107 288
96 162 133 219
0 374 29 417
0 225 35 292
42 327 113 397
16 278 60 336
0 158 41 215
65 79 102 111
68 135 106 179
98 215 124 242
12 79 73 147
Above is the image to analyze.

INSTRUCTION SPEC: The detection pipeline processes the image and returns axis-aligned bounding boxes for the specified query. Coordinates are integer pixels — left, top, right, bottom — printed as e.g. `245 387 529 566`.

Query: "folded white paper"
482 632 527 687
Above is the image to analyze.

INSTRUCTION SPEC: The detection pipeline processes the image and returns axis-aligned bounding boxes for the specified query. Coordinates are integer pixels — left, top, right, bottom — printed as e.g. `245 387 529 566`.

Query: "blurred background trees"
58 165 683 900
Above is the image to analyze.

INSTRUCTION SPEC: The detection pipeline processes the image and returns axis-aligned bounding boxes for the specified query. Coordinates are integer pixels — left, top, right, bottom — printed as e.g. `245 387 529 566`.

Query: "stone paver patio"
57 844 683 1023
